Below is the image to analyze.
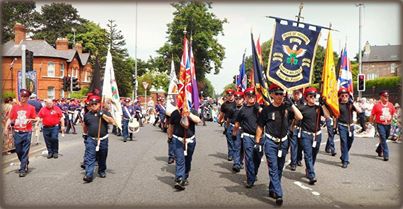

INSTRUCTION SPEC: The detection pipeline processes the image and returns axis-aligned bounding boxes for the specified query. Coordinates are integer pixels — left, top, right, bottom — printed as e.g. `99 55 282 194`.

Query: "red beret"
379 90 389 97
226 89 235 95
20 89 31 97
304 87 318 97
244 87 255 96
269 83 283 93
234 91 244 97
88 95 101 103
338 87 349 96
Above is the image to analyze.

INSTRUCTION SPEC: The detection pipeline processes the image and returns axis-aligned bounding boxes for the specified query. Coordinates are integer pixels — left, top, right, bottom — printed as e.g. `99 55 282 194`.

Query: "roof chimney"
14 23 26 44
56 38 69 50
75 43 83 53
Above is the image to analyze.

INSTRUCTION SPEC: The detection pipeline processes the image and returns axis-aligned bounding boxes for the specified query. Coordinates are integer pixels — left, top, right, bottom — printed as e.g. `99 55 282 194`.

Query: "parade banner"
321 31 340 118
177 34 192 114
251 33 270 104
166 58 179 113
267 18 322 90
337 47 354 96
102 48 123 129
189 37 200 111
17 71 37 99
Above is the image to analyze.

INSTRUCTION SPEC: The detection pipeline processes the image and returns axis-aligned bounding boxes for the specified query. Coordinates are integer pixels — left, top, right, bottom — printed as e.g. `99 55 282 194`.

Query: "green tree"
138 70 169 96
1 1 39 43
33 3 86 46
157 1 227 80
199 78 215 98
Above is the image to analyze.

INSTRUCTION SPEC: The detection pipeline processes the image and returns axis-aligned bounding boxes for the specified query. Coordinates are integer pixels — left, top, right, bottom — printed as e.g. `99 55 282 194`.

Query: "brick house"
362 44 400 80
1 23 92 99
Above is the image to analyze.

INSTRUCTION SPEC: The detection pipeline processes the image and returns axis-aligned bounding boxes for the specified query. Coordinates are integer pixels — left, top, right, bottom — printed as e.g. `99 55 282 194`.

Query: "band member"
233 87 263 188
336 87 362 168
218 89 236 161
82 95 115 183
298 87 330 185
288 89 305 171
38 99 65 159
230 91 245 173
255 84 302 206
4 89 38 177
122 98 134 142
168 108 201 190
371 90 396 161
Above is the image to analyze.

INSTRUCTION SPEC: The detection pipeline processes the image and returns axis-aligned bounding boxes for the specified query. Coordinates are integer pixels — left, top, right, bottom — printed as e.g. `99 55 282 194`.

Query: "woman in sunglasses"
371 90 396 161
335 87 362 168
298 87 330 185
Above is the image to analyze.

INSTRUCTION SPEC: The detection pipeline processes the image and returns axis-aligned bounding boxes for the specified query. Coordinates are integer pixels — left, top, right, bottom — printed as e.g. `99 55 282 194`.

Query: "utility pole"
21 45 26 90
357 3 364 99
295 2 304 26
133 1 138 101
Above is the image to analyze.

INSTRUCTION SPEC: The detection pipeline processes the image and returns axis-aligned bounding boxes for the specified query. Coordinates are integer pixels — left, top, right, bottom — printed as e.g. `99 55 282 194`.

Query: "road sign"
142 82 149 89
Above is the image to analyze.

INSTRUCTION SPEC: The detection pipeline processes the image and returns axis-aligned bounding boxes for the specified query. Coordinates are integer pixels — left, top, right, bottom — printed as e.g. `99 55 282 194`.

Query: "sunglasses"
274 92 285 96
340 94 349 98
89 103 99 106
246 94 255 97
307 95 315 98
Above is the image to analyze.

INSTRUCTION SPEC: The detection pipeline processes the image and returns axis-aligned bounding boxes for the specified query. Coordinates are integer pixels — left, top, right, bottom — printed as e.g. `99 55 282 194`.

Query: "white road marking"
320 139 340 146
294 181 321 196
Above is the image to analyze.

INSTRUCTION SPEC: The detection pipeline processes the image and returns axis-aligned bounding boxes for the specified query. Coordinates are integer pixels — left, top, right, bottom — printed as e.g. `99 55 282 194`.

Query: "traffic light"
72 77 81 91
232 75 237 84
25 50 34 71
357 74 365 92
63 76 70 91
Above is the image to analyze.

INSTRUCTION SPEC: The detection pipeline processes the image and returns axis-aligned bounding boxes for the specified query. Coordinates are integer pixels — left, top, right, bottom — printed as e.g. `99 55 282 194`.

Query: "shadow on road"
214 170 246 185
282 170 306 182
223 184 276 206
350 153 378 160
155 156 169 163
156 175 175 188
315 158 342 167
214 161 233 172
208 152 228 161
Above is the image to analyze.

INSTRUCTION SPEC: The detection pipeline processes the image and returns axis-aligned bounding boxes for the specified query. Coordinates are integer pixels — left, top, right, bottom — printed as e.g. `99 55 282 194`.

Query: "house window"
391 63 396 73
367 73 378 80
47 62 55 77
47 86 55 99
87 73 92 83
60 63 65 77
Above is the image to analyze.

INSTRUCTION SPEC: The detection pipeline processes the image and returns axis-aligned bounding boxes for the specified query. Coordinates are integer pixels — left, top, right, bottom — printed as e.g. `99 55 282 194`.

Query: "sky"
36 1 401 94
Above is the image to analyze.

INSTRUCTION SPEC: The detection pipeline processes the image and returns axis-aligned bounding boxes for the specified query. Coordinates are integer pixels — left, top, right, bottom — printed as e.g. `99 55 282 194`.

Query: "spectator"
390 103 401 143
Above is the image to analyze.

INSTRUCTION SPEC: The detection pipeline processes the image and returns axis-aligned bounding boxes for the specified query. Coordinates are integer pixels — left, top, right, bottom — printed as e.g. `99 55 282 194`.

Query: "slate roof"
3 39 91 65
362 45 400 63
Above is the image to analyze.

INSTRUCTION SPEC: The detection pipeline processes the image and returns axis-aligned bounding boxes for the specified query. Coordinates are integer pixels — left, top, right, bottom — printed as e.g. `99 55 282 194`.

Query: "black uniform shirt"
236 103 260 135
338 103 356 124
220 101 236 120
84 110 112 138
299 105 324 132
288 98 305 126
257 104 291 138
170 109 196 138
229 105 243 124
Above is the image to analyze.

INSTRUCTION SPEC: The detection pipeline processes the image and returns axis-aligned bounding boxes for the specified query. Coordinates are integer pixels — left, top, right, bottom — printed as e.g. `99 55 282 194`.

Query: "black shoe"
276 197 283 206
383 158 389 161
377 152 383 157
53 153 58 159
227 156 233 161
269 191 277 199
245 182 254 188
331 152 337 156
98 172 106 178
168 158 175 164
47 153 53 159
174 180 186 190
83 175 93 183
183 179 189 186
308 177 317 185
342 163 348 168
80 164 85 169
289 164 296 171
123 138 127 142
19 172 26 177
232 166 240 173
297 161 302 166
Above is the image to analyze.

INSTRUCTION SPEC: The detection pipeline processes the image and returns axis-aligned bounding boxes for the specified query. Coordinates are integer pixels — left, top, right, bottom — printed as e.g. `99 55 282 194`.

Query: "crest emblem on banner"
267 19 322 90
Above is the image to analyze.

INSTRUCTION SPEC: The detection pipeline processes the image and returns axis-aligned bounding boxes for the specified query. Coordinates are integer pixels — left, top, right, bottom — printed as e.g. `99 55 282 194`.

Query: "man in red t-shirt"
38 98 65 159
371 90 396 161
4 89 38 177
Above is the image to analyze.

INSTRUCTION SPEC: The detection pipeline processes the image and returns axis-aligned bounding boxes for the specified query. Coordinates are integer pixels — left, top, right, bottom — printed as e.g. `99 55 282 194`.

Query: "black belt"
43 125 58 128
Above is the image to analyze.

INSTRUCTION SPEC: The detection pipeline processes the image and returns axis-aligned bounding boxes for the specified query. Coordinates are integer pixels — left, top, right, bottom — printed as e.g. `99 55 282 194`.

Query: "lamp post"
357 3 364 99
72 28 76 46
142 81 149 111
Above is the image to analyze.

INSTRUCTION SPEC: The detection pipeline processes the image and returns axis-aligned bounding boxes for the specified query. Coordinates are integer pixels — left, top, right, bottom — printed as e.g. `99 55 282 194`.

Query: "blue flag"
267 18 322 90
237 52 247 91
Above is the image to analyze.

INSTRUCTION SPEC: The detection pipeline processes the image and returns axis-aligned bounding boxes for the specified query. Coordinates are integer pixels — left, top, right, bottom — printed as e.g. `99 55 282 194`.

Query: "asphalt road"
1 122 401 208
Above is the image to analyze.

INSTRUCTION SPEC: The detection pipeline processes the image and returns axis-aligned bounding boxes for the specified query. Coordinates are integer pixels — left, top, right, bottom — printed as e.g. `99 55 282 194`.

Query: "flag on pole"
102 48 123 129
237 52 247 91
251 33 270 104
337 46 354 96
321 31 340 118
189 37 200 111
177 34 191 114
166 58 179 113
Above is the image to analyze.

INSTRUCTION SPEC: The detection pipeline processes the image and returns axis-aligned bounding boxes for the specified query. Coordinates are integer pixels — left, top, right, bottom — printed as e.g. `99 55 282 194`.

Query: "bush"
69 87 89 99
352 76 400 89
2 91 16 99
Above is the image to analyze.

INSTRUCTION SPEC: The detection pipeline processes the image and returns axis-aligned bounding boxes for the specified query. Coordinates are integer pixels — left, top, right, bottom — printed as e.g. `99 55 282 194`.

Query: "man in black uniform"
233 87 263 188
167 107 201 190
218 89 236 161
255 84 303 206
82 95 115 183
336 87 362 168
229 91 245 173
288 89 305 171
298 87 330 185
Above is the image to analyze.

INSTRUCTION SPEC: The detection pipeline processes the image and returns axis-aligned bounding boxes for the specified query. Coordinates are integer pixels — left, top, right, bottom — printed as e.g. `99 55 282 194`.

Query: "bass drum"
128 118 140 133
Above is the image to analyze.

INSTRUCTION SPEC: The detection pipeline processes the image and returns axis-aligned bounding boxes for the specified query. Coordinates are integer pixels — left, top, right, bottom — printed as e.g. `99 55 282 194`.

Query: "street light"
71 28 76 45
